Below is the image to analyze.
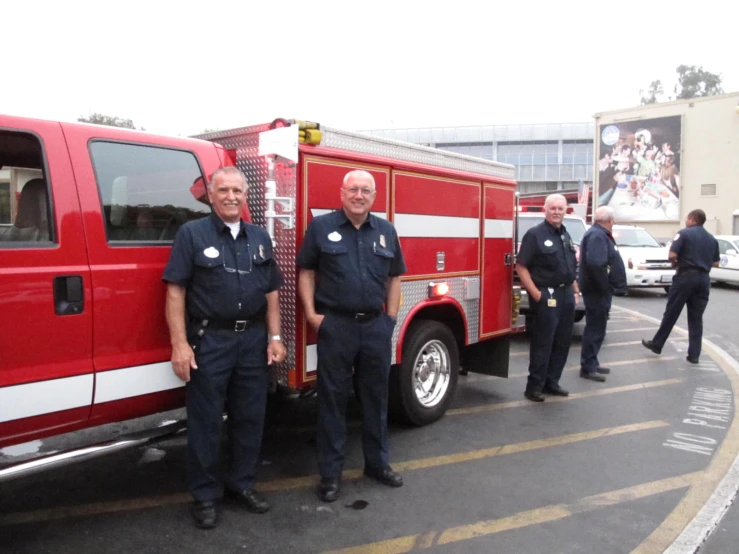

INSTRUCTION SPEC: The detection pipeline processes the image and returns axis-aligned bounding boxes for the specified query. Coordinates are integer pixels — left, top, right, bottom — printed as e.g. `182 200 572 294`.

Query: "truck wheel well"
406 304 466 353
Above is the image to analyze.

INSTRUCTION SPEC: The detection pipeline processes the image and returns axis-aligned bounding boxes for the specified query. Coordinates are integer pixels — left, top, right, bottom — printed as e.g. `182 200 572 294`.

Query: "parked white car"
612 224 675 293
712 235 739 285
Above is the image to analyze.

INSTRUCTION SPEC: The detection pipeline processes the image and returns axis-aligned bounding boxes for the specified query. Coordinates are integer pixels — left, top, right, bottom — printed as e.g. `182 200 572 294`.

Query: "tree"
638 65 724 104
674 65 724 100
78 113 144 130
639 80 664 105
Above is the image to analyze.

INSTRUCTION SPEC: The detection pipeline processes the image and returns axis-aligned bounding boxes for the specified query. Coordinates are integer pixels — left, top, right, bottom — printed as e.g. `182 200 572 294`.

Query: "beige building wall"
595 92 739 239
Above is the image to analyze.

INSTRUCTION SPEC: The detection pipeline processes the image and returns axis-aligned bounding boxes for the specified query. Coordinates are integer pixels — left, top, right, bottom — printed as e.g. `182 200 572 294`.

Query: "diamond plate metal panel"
201 128 297 387
395 277 480 361
320 127 514 180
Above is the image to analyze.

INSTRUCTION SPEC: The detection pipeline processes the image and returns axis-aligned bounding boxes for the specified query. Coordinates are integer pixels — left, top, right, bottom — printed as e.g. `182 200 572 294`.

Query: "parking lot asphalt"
1 300 738 554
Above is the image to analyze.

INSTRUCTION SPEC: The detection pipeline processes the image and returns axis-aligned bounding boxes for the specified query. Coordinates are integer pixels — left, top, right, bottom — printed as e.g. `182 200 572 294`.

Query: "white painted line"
94 363 185 404
615 305 739 554
306 345 317 373
395 213 479 238
310 209 387 220
484 219 513 239
0 374 93 423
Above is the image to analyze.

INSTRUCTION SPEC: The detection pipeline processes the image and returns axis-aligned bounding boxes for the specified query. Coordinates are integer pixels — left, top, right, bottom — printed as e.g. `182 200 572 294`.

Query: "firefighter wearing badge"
642 209 720 364
297 169 407 503
516 194 580 402
163 167 285 529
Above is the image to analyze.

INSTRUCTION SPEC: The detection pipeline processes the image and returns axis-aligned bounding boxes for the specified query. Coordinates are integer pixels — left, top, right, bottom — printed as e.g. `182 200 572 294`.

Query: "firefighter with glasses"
298 169 406 503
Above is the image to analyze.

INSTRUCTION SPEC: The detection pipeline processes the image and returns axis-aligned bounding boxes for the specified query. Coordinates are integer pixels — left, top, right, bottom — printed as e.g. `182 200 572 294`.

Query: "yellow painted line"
510 340 646 357
325 471 701 553
608 327 658 334
607 305 739 553
0 420 668 527
631 339 739 553
467 357 679 382
448 378 683 416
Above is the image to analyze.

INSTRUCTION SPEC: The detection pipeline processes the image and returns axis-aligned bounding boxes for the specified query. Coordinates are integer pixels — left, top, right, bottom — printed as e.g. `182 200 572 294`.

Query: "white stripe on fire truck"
309 210 511 240
306 345 317 373
94 363 185 404
0 374 93 423
394 214 479 238
484 219 513 239
310 209 387 219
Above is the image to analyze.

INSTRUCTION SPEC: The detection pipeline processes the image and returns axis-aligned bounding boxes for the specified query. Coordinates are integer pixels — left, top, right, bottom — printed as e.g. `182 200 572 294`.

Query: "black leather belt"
323 309 381 322
198 318 260 332
678 267 707 275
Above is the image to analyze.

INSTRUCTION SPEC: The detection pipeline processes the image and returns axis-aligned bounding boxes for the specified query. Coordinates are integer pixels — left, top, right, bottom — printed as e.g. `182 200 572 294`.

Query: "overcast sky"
4 1 737 137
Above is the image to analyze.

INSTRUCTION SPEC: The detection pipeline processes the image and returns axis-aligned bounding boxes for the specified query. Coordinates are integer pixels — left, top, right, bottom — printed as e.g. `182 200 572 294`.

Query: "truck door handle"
54 275 84 315
504 253 513 266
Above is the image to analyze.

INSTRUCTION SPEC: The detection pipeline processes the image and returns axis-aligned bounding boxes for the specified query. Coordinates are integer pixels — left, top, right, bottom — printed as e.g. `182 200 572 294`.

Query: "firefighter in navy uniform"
642 209 720 364
516 194 580 402
297 169 406 503
578 206 627 381
163 167 286 530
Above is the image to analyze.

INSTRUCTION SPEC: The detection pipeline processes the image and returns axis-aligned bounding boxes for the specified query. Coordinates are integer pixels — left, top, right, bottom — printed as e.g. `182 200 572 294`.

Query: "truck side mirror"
726 249 737 255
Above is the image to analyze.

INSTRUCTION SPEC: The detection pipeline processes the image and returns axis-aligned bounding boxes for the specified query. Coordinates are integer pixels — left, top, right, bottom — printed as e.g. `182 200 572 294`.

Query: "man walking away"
642 209 719 363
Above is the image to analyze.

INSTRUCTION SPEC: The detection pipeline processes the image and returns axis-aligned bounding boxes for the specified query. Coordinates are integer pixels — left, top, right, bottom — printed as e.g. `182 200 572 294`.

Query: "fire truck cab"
0 115 518 453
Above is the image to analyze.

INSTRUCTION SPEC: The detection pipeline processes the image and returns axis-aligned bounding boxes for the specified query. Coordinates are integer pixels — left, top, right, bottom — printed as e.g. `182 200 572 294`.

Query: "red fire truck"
0 116 519 473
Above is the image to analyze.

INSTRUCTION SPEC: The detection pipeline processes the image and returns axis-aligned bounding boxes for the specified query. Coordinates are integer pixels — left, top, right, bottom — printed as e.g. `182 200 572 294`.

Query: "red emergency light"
428 282 450 298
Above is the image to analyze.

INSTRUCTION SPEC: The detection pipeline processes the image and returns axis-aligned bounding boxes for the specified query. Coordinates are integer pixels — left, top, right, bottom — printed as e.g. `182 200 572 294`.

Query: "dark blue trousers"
580 293 611 373
652 272 710 359
186 325 269 502
527 285 576 392
316 312 395 478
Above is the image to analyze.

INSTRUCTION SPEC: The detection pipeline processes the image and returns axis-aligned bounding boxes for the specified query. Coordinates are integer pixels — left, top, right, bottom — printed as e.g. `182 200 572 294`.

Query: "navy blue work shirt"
162 214 284 320
670 225 720 273
517 220 578 288
578 223 627 295
296 209 406 313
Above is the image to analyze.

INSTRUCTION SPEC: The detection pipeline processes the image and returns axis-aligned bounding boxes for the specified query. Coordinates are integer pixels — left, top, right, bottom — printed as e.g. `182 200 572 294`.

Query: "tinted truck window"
0 130 53 245
89 141 210 243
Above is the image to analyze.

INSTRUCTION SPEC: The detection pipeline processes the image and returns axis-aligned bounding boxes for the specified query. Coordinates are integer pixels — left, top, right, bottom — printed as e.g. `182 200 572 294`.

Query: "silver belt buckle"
234 320 247 332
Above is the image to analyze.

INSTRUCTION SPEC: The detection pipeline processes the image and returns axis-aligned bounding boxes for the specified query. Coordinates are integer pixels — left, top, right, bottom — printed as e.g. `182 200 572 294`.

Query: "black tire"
573 311 585 323
663 286 671 293
389 321 459 426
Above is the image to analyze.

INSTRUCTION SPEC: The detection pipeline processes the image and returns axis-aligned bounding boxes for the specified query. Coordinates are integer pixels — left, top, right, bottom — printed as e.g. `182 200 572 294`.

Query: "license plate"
661 275 674 283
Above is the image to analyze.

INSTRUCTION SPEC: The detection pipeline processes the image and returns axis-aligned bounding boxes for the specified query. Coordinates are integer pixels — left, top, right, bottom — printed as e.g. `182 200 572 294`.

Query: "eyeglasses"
220 239 252 274
344 187 375 197
223 260 251 275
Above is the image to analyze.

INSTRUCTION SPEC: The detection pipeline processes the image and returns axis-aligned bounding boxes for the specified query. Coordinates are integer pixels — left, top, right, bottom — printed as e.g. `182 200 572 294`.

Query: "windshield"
613 228 662 247
517 216 587 245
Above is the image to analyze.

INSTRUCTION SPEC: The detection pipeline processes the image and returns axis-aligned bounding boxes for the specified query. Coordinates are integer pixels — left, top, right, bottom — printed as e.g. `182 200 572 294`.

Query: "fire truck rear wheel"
390 320 459 426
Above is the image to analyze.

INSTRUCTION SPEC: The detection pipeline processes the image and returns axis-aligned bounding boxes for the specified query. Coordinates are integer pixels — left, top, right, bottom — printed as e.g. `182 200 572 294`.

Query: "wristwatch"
270 335 282 342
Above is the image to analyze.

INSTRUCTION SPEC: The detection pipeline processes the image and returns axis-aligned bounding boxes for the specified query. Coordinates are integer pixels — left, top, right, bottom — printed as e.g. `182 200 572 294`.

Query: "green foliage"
674 65 724 100
639 80 664 105
638 66 723 104
78 113 144 131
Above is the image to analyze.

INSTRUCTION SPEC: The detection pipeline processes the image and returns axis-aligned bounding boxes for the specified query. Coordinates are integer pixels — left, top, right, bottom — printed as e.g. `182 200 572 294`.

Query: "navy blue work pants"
580 292 611 373
186 325 269 502
652 272 710 359
527 285 576 392
316 312 395 478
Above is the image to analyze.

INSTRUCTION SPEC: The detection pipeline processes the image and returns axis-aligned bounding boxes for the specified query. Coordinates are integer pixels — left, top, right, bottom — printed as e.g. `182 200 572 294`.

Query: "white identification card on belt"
547 287 556 307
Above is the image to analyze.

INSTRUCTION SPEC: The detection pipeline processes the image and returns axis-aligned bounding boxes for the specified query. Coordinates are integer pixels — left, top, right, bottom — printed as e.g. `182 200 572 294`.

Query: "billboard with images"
597 115 681 222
